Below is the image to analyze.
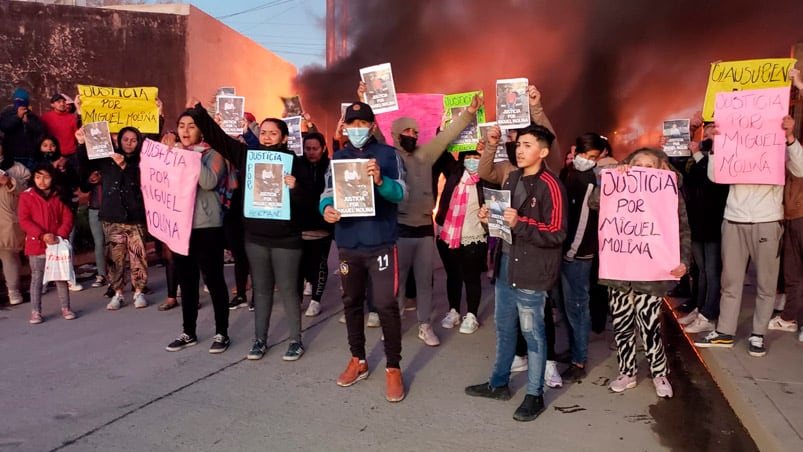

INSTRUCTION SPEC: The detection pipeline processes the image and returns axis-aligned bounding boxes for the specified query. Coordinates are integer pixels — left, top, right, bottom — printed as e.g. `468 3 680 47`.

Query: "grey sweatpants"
29 255 70 313
717 221 782 336
0 249 22 292
396 236 434 324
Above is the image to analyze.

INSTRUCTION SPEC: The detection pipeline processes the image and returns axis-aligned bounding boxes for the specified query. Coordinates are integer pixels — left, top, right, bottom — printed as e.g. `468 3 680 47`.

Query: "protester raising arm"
527 85 564 172
187 99 247 171
416 94 484 164
478 123 515 185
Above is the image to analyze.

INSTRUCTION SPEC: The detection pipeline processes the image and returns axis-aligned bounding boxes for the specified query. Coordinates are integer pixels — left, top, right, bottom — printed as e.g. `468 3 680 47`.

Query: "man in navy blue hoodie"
320 102 408 402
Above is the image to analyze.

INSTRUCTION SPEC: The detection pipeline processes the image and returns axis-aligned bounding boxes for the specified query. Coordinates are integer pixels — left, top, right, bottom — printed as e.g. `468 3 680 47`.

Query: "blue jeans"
560 258 592 365
692 240 722 320
490 254 547 396
88 209 106 277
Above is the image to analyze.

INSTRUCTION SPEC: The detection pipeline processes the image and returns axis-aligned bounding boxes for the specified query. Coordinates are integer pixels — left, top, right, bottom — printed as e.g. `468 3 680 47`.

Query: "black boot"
513 394 545 421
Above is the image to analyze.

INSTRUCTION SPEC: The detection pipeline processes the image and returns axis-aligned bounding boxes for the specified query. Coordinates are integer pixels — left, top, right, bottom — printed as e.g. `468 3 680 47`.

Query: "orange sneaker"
337 357 369 387
385 368 405 402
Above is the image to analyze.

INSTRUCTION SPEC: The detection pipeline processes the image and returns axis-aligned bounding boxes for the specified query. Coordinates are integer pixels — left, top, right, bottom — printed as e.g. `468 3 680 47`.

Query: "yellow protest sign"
702 58 796 121
77 85 159 133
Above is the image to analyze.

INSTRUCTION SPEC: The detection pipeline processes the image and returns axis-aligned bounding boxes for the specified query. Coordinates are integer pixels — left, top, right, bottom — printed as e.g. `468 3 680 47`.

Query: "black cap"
50 93 66 103
344 102 375 123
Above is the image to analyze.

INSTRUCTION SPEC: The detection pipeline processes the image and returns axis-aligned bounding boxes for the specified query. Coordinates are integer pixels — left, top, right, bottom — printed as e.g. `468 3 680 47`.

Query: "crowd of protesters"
1 66 802 422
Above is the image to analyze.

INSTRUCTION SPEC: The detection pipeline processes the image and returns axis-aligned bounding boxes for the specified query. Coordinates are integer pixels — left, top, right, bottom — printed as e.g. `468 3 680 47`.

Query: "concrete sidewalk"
670 284 803 452
0 251 760 452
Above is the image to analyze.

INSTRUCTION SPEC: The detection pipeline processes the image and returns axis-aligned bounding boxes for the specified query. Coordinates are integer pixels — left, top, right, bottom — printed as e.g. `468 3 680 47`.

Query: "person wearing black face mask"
677 121 729 334
389 94 484 347
35 135 79 210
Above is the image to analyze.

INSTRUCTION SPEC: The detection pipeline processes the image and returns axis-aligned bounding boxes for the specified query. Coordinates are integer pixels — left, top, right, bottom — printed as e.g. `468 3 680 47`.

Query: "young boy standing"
466 124 567 421
320 102 408 402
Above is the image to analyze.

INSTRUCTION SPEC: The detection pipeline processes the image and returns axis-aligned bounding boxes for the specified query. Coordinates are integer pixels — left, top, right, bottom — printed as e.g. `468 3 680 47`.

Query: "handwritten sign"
243 150 293 220
139 139 201 255
77 85 159 133
444 91 485 152
702 58 795 121
713 87 789 185
377 93 444 147
598 167 679 281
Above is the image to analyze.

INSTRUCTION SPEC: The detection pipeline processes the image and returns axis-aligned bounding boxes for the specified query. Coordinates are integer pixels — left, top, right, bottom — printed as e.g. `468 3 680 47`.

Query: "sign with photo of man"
332 159 375 217
216 95 245 136
496 78 530 128
83 121 115 160
359 63 399 114
243 150 293 220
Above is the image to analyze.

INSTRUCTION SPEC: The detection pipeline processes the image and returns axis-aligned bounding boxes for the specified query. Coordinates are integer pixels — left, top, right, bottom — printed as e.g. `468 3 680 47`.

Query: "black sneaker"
513 394 545 422
560 363 588 383
465 382 512 400
247 339 267 360
228 295 248 310
165 333 198 352
694 330 735 348
209 334 230 354
282 341 305 361
748 334 767 357
248 300 255 312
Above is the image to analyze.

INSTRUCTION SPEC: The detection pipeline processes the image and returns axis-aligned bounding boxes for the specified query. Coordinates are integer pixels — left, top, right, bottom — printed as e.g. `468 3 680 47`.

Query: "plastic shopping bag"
43 238 76 285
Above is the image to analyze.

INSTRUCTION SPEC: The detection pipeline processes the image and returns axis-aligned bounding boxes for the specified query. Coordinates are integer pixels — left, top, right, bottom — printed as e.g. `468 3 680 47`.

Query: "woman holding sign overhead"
187 99 306 362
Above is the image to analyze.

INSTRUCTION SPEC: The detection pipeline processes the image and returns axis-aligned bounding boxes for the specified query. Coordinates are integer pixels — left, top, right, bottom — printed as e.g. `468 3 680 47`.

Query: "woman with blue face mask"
435 147 489 334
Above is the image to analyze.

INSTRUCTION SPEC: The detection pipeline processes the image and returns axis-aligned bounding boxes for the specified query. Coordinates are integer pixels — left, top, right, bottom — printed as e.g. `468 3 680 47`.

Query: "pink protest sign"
139 139 201 255
376 93 444 146
713 86 789 185
598 167 680 281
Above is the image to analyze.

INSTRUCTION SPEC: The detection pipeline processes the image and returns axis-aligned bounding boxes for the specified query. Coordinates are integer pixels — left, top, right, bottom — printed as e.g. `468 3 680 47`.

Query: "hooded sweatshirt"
76 126 146 224
391 110 474 234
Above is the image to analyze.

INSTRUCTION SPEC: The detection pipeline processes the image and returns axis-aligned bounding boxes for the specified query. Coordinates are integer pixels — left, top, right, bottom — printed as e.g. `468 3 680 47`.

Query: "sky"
186 0 327 70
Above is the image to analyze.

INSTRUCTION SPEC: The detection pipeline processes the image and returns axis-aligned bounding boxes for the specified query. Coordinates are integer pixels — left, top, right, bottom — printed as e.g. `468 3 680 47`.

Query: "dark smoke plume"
297 0 803 160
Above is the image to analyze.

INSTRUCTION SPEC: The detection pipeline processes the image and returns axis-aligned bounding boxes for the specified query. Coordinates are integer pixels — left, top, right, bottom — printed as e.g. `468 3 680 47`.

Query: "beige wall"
185 5 297 121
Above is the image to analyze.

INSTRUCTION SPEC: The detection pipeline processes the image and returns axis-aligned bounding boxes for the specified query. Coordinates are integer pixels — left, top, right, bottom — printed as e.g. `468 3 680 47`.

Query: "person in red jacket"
18 162 75 324
40 94 79 160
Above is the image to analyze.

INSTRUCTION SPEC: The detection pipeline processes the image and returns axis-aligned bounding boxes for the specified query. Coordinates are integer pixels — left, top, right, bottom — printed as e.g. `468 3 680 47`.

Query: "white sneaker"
305 300 321 317
366 312 380 328
303 281 313 296
338 313 346 324
653 375 673 398
8 290 23 305
133 292 148 309
677 308 698 326
203 284 209 293
441 309 461 329
68 282 83 292
417 323 440 346
510 355 528 373
106 293 125 311
459 313 479 334
684 314 715 334
544 360 563 388
768 316 798 332
798 327 803 343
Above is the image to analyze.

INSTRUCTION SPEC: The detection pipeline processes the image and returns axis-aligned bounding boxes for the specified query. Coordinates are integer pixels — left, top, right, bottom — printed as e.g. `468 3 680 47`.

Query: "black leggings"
436 239 487 316
299 235 333 303
174 228 229 338
224 213 250 298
